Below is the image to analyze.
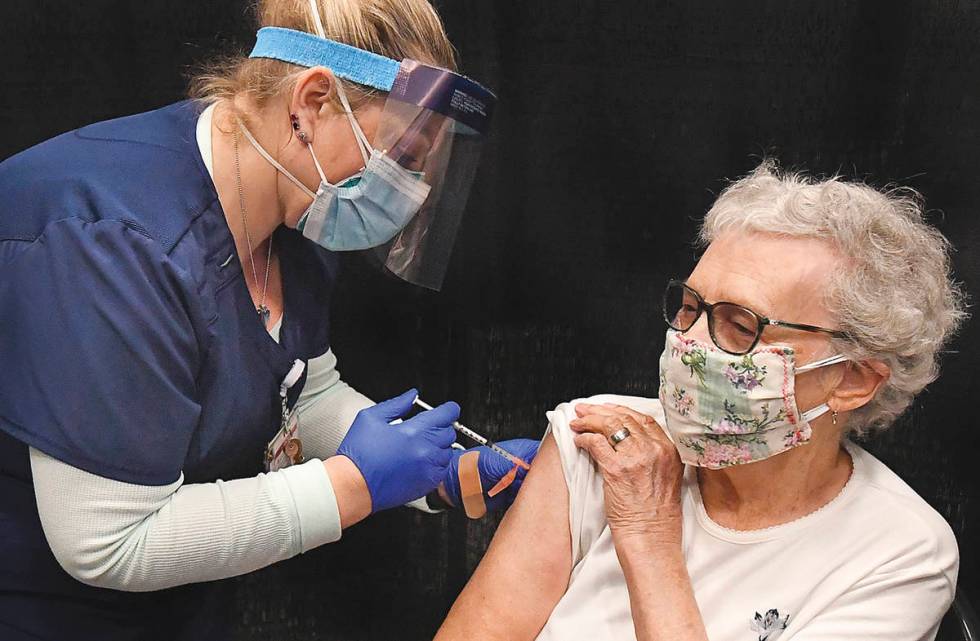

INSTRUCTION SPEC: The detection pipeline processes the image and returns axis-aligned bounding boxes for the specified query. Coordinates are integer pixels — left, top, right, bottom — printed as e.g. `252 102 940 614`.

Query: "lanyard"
264 359 306 470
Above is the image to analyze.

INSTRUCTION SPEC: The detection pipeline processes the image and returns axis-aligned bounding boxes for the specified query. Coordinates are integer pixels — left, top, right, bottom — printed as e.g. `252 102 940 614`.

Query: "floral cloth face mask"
658 329 848 469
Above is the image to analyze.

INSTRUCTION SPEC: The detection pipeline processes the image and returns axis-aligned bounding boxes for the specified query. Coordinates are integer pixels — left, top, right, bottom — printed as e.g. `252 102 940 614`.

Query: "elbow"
55 561 121 592
48 546 127 592
44 528 152 592
30 448 176 592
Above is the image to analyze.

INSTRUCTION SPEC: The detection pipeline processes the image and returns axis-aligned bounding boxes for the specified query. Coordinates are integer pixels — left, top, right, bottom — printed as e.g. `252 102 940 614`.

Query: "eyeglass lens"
663 281 761 354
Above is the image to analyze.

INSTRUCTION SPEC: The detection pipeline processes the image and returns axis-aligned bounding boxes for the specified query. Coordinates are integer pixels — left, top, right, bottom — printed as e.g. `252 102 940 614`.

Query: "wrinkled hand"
443 438 540 512
570 403 684 541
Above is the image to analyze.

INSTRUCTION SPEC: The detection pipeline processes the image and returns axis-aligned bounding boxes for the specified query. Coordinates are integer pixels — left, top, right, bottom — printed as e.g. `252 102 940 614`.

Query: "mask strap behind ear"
306 0 371 167
334 82 372 166
239 123 318 200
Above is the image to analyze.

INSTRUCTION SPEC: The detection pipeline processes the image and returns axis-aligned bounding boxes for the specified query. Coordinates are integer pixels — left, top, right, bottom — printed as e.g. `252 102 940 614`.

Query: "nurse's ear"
288 66 339 144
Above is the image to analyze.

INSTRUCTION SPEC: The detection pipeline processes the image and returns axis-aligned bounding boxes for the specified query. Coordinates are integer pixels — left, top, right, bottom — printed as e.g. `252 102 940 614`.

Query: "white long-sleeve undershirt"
31 449 339 592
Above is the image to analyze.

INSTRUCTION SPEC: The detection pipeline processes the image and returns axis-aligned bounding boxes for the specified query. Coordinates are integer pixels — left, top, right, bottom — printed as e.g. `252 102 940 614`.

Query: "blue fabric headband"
249 26 400 92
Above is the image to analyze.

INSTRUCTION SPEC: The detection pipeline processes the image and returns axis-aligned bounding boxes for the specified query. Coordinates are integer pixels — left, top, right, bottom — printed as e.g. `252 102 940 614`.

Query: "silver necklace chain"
233 131 273 328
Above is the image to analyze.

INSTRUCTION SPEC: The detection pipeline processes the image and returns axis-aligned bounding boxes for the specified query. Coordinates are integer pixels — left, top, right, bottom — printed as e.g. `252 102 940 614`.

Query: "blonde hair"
189 0 456 113
700 160 969 436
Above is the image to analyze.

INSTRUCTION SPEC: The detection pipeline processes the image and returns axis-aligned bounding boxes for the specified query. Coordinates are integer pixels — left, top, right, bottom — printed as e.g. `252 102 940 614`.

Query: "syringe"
413 398 531 471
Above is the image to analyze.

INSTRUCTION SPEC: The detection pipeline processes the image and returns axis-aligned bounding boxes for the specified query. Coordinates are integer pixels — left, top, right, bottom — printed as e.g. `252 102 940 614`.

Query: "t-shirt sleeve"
545 394 666 566
0 217 203 485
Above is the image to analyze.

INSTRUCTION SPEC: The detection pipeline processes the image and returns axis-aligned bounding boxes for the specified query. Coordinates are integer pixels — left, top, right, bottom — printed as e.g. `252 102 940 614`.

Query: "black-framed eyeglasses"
662 279 849 355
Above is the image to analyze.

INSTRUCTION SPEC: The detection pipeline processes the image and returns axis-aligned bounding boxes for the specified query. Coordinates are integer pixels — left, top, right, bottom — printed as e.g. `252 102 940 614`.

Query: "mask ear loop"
797 353 849 424
334 81 372 168
306 0 371 169
800 403 832 423
239 122 318 201
796 353 849 373
305 141 330 187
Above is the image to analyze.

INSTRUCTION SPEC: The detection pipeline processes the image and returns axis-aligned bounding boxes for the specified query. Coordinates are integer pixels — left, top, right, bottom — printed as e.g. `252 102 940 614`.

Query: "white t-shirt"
536 394 958 641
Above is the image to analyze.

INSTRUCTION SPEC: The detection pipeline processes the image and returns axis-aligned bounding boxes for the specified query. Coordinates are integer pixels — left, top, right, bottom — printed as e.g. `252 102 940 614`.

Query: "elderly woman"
435 163 966 641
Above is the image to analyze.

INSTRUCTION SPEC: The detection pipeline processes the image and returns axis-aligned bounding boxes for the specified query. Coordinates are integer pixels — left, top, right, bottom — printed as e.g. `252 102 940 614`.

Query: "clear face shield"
249 26 496 291
371 61 494 290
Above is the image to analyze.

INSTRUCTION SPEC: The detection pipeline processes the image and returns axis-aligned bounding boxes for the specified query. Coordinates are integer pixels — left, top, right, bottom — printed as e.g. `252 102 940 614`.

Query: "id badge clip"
264 359 306 472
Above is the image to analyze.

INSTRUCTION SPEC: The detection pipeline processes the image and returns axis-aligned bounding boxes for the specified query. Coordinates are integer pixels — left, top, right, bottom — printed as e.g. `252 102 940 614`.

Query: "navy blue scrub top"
0 101 339 641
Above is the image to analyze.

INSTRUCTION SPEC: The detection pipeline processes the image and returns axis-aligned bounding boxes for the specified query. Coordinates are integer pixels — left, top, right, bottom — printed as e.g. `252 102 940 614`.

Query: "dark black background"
2 1 978 639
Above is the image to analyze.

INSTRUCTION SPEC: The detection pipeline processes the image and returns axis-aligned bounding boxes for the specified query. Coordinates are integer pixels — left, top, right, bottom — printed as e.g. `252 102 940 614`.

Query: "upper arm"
435 432 572 641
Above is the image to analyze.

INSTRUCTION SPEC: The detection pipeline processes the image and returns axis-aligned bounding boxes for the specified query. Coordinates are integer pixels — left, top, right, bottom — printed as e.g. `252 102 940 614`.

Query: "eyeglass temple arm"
765 318 848 338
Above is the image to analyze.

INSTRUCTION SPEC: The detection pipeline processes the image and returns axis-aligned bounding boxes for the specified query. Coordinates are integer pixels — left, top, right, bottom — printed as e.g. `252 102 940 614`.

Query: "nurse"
0 1 538 639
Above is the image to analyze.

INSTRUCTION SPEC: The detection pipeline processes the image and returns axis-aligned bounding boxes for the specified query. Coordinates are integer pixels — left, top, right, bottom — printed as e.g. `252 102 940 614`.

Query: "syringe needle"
413 397 531 470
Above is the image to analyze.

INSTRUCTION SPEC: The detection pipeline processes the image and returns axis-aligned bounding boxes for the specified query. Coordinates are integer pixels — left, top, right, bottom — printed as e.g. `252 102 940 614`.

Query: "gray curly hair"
699 160 968 436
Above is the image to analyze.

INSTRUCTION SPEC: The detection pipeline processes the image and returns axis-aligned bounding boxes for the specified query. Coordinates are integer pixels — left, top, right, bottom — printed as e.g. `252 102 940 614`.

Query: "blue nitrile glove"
338 389 459 513
443 438 540 512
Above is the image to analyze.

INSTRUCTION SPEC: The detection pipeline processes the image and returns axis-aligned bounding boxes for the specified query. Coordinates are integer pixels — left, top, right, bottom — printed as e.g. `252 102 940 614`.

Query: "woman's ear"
288 66 337 143
829 359 890 414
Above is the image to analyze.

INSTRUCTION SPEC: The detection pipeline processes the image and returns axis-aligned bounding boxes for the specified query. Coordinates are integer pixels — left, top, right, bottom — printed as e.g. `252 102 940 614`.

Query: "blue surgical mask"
295 146 429 251
239 83 430 252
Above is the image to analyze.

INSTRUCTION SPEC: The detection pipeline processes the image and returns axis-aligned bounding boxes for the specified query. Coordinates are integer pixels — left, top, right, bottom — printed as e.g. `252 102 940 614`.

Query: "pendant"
257 305 271 328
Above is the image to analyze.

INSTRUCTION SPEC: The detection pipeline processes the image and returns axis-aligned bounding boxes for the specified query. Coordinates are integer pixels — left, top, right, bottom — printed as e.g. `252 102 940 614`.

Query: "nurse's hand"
441 439 540 512
335 389 459 514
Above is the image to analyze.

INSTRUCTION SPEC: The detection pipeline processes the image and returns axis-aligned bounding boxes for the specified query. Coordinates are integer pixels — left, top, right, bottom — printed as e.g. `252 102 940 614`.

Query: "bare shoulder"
434 414 572 641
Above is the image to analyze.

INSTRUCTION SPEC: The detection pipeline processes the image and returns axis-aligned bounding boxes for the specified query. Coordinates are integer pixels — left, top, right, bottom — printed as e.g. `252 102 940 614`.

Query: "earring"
832 410 838 425
290 114 310 142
